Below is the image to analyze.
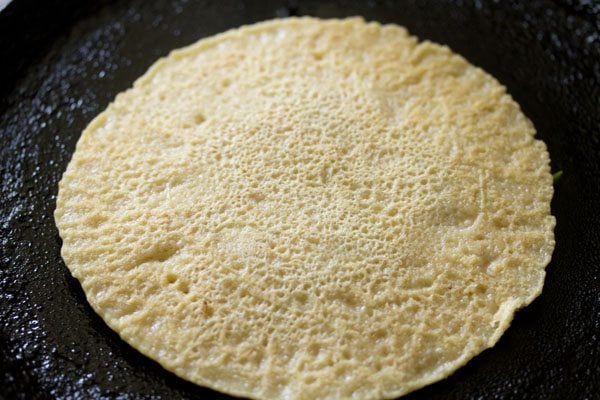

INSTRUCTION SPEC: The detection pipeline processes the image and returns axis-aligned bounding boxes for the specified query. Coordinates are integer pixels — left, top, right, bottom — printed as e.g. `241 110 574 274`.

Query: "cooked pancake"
55 17 555 400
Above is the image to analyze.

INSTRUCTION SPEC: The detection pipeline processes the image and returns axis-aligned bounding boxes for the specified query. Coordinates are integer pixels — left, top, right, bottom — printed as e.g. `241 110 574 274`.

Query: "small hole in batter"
195 112 206 125
178 281 190 294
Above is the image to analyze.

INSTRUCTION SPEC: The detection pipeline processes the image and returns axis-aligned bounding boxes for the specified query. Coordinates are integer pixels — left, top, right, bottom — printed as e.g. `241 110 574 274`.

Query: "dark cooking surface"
1 0 599 399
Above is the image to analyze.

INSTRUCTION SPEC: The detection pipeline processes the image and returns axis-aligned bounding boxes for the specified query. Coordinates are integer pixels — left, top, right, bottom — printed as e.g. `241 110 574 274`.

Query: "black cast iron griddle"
1 0 599 399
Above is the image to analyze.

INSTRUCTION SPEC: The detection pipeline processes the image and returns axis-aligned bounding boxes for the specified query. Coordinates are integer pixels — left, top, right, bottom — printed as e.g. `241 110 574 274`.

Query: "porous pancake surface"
55 17 555 400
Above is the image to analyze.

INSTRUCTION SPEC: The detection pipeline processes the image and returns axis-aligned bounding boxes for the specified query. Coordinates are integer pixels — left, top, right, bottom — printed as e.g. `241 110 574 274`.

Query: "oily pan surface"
54 17 555 400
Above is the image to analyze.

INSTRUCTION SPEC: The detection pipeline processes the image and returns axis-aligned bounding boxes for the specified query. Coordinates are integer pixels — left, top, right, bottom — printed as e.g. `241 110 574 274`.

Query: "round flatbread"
55 17 555 400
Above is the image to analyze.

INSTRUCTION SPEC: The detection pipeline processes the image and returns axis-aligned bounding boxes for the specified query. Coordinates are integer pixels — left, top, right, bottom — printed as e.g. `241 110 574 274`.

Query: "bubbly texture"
55 17 555 400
